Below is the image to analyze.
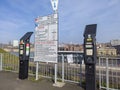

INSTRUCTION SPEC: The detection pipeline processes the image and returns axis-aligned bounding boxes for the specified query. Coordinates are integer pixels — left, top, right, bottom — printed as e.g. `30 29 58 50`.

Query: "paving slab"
0 71 84 90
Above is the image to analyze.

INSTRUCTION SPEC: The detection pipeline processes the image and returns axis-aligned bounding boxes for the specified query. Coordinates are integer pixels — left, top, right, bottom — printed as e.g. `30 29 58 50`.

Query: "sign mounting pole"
51 0 59 85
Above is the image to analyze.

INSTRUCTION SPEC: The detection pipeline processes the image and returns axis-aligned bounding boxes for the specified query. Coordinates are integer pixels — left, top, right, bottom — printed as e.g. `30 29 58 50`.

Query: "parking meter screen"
20 44 24 55
86 49 93 55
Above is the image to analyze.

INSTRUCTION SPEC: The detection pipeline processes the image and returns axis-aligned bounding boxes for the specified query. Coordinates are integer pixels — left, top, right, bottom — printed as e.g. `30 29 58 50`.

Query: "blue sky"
0 0 120 44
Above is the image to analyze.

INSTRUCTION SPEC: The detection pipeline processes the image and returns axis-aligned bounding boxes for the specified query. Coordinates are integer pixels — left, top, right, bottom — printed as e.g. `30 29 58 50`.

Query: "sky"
0 0 120 44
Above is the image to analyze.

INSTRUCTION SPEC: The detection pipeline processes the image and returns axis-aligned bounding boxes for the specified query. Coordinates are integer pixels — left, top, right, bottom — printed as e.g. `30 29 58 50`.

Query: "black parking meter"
83 24 97 90
19 32 33 79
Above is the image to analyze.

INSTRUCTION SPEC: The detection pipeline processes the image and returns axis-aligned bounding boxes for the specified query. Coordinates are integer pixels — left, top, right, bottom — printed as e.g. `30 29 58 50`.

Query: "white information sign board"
34 14 58 63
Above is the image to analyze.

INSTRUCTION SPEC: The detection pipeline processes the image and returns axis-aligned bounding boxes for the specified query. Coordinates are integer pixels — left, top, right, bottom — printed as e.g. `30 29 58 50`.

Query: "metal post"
80 62 82 86
106 58 109 90
0 53 2 71
36 62 39 80
54 64 57 84
62 54 64 82
99 57 101 89
79 54 82 86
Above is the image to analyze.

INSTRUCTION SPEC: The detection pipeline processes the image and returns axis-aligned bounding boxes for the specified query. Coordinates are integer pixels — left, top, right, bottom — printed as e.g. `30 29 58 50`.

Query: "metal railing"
0 53 84 83
33 54 84 84
0 53 120 90
98 56 120 90
0 53 19 72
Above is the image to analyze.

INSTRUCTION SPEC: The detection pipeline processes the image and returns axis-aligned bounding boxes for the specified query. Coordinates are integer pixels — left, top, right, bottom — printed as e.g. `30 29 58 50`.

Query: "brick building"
59 44 83 51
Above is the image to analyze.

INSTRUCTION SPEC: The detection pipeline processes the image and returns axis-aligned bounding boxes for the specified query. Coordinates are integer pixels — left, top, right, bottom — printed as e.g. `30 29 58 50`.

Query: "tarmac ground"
0 71 84 90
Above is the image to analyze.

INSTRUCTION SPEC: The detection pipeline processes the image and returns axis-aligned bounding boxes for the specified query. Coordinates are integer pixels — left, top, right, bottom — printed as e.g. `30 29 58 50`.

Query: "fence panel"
1 53 19 72
99 56 120 90
29 54 84 83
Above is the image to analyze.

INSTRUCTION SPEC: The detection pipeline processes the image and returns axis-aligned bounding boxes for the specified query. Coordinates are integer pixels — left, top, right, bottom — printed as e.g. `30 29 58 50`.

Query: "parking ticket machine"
19 32 33 79
83 24 97 90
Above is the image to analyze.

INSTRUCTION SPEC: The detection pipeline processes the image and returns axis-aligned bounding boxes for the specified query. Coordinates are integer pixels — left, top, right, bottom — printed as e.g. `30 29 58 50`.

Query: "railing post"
54 64 57 84
99 57 101 89
35 62 39 80
106 58 109 90
80 61 82 86
62 54 64 82
0 53 3 71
